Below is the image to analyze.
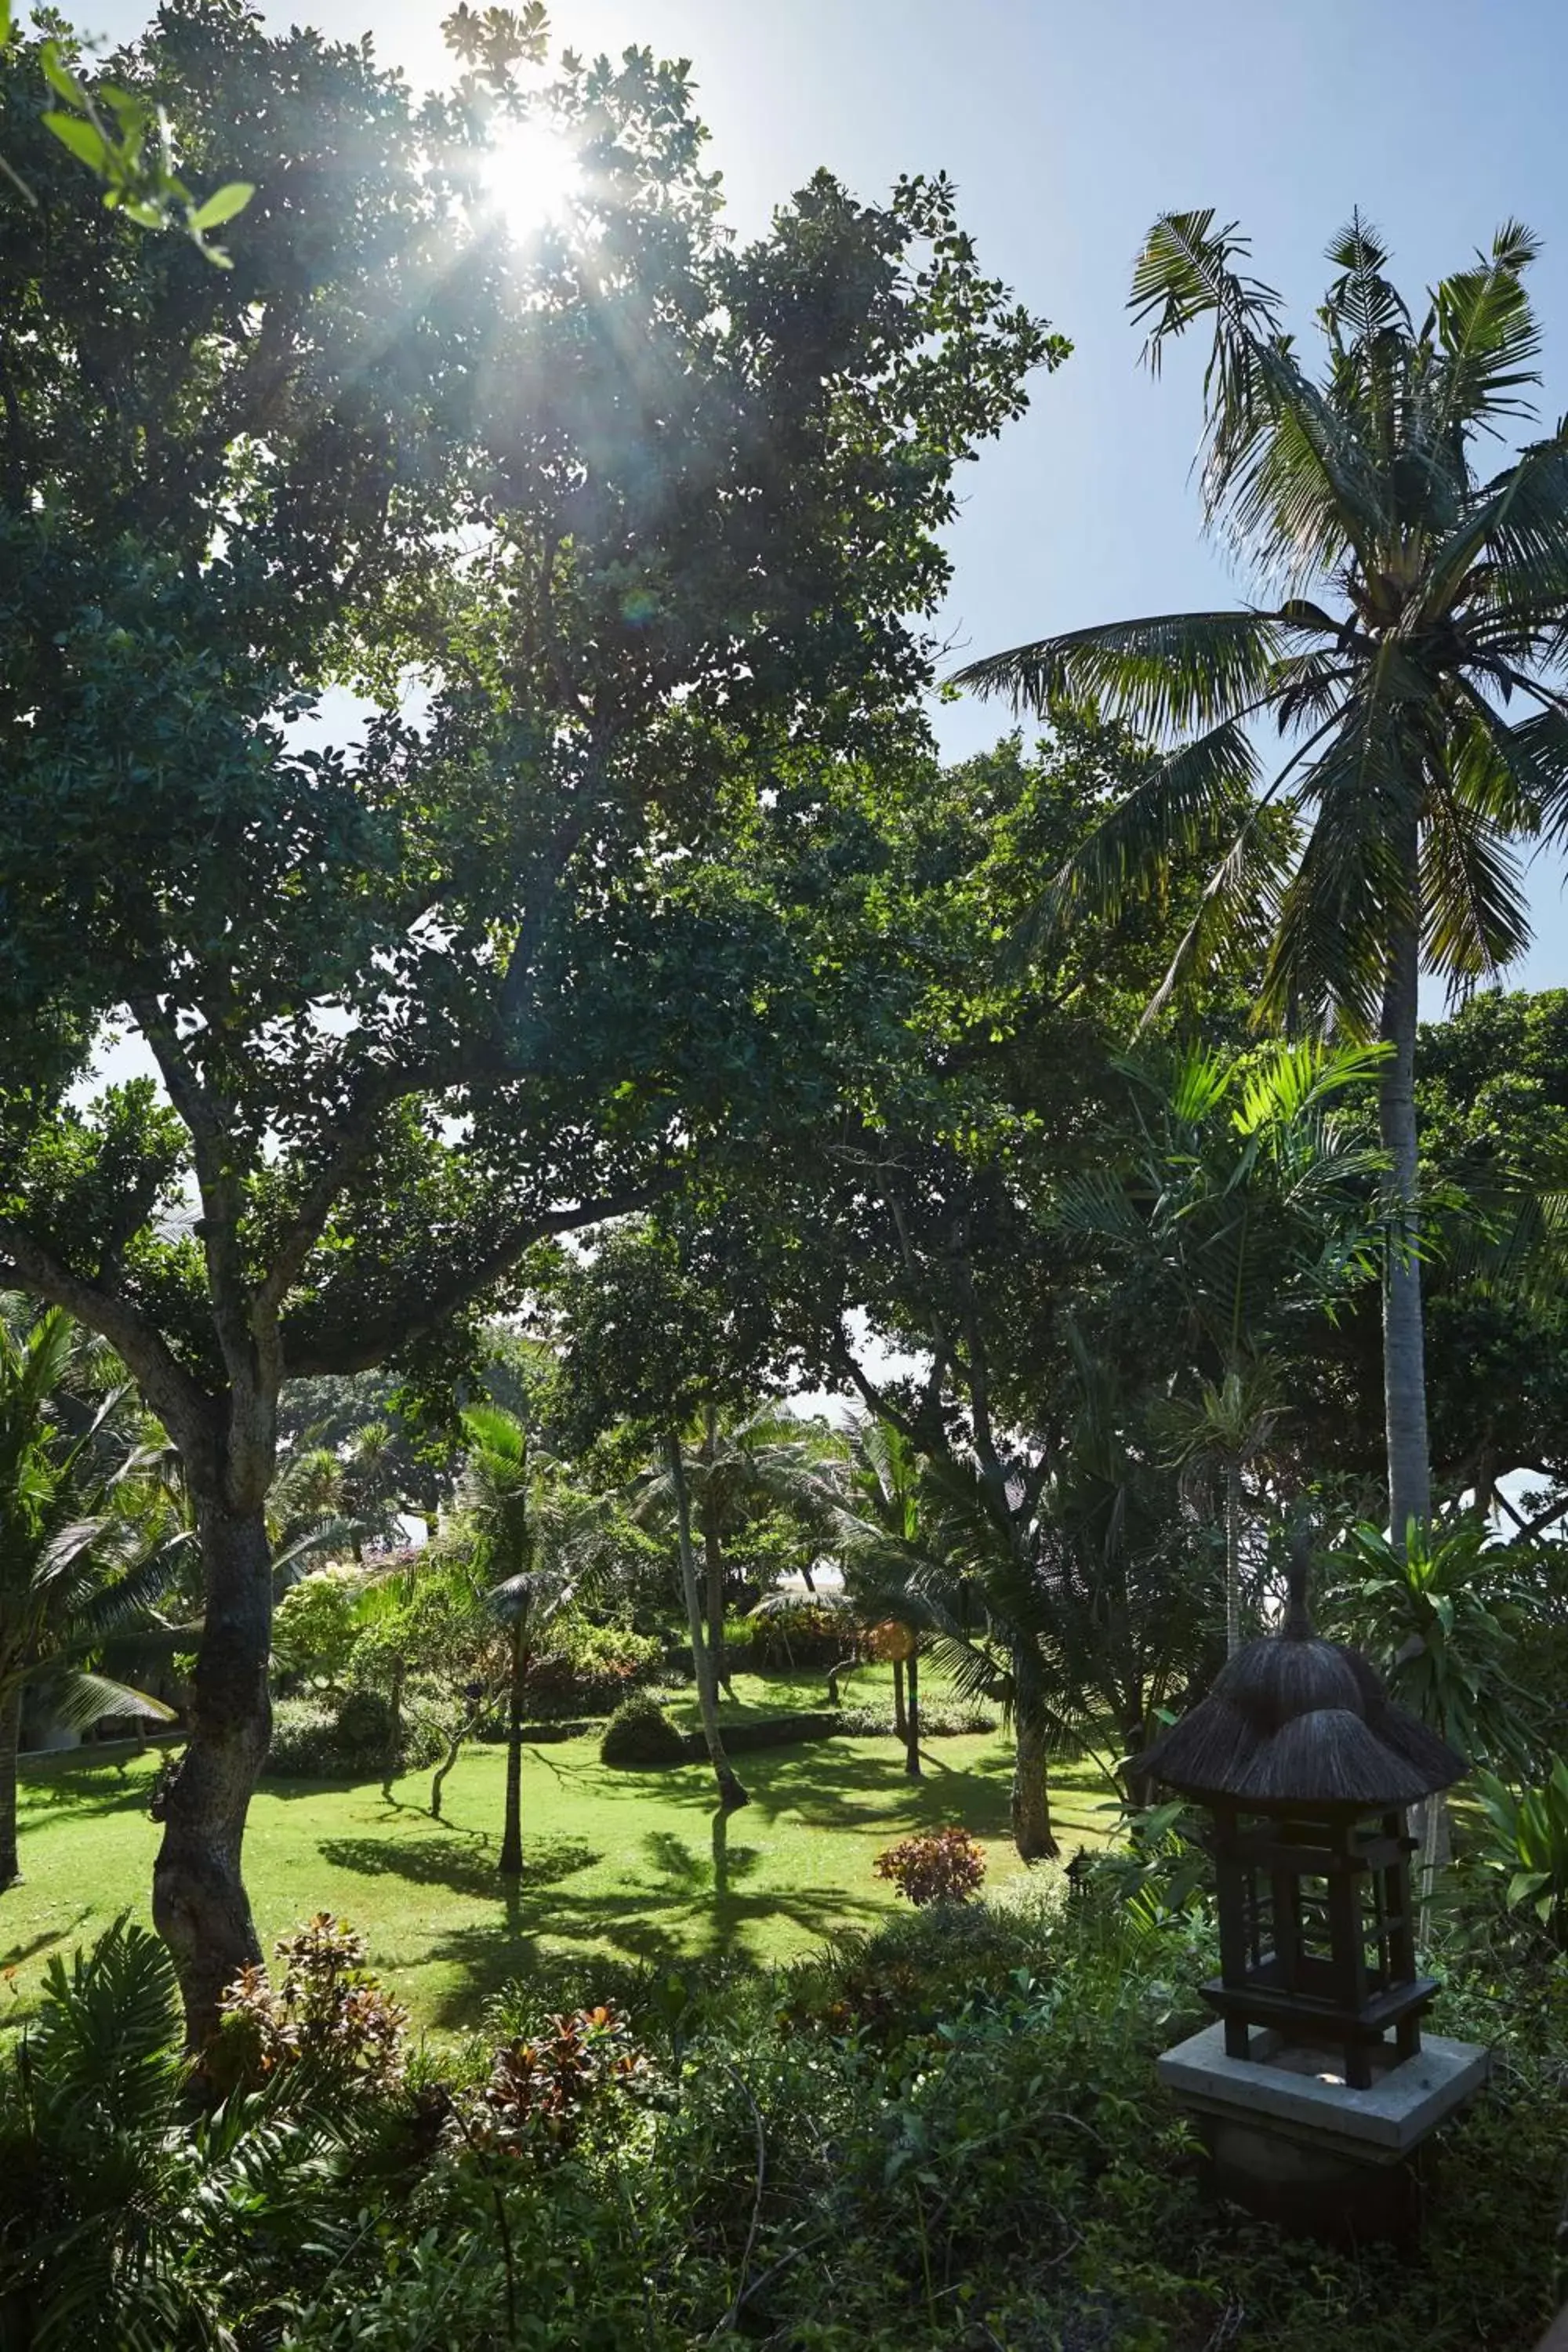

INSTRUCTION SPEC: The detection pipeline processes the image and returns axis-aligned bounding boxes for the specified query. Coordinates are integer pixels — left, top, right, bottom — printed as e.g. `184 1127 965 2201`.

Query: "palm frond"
952 608 1283 731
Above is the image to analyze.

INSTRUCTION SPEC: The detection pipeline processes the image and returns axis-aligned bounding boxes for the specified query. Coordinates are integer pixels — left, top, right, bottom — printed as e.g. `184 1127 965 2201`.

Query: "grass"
1 1668 1121 2036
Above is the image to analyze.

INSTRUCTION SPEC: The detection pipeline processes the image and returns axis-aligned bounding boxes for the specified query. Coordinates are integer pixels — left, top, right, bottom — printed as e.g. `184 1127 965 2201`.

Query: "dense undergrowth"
0 1881 1561 2351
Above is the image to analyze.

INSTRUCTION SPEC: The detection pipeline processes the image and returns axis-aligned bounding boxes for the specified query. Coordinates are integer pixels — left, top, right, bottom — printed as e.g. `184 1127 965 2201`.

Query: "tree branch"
0 1219 217 1475
281 1187 662 1380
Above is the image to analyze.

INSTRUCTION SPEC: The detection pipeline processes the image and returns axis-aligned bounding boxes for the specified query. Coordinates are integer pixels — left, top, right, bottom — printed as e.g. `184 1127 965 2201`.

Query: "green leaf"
38 41 88 107
0 0 13 50
42 111 110 172
188 180 254 231
1506 1869 1550 1910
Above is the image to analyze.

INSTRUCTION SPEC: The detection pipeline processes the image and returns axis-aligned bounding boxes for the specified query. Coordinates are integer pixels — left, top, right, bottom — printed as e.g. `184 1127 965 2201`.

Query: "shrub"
215 1912 408 2092
460 2005 651 2158
265 1690 445 1779
837 1700 998 1739
748 1600 857 1671
271 1567 365 1686
1472 1760 1568 1944
600 1691 688 1767
521 1621 666 1719
873 1826 987 1907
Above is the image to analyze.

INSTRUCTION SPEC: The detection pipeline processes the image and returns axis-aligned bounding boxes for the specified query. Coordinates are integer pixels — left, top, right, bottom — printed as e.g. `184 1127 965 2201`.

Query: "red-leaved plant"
216 1912 408 2090
459 2002 649 2158
873 1827 987 1907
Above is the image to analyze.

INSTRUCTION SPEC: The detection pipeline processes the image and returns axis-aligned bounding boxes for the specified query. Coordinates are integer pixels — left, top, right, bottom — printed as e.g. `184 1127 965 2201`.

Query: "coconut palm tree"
958 212 1568 1552
0 1306 182 1886
635 1404 837 1693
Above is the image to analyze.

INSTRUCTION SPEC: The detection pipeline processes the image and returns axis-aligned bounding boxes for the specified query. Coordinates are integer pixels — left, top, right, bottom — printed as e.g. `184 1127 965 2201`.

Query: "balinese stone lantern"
1139 1541 1490 2240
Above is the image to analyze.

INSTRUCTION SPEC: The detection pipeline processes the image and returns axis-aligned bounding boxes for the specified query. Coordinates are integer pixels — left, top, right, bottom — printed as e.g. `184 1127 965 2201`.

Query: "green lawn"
2 1675 1121 2035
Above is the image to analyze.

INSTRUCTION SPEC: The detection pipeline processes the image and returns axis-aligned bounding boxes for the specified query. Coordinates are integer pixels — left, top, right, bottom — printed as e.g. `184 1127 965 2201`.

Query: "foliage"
0 6 252 260
0 1301 180 1878
0 0 1049 2020
1471 1761 1568 1945
873 1826 988 1906
214 1913 408 2093
264 1691 447 1780
748 1599 858 1671
598 1690 688 1768
462 2003 649 2160
836 1700 998 1739
272 1568 366 1689
1319 1515 1537 1766
958 209 1568 1544
0 1916 366 2351
520 1617 664 1718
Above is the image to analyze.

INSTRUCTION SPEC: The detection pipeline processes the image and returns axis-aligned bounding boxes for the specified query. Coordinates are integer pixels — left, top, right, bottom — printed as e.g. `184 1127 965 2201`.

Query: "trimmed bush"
599 1693 688 1768
836 1701 998 1739
710 1711 840 1755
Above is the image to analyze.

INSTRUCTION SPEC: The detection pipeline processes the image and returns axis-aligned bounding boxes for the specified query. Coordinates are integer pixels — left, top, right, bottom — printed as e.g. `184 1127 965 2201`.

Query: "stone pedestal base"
1156 2023 1489 2246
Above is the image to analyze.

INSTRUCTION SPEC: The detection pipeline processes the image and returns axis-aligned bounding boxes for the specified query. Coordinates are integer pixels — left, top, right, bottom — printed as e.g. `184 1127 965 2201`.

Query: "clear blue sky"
71 0 1568 990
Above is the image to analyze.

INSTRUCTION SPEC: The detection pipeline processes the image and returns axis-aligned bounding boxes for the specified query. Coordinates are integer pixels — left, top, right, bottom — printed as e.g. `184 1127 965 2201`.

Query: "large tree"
958 212 1568 1549
0 4 1050 2033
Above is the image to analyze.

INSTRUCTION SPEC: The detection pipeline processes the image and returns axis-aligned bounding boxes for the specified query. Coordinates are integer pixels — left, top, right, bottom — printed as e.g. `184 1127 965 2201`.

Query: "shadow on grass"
418 1802 887 2029
1 1907 94 1974
18 1759 162 1817
317 1831 599 1901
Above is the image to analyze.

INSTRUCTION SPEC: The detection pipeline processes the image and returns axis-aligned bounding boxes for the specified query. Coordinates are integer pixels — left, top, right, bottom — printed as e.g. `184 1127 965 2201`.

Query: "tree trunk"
666 1434 747 1810
892 1654 908 1740
0 1683 20 1889
430 1693 487 1820
151 1501 272 2045
499 1625 526 1878
1379 905 1432 1548
1225 1458 1243 1658
702 1508 731 1700
381 1657 405 1797
1011 1707 1058 1860
904 1646 921 1779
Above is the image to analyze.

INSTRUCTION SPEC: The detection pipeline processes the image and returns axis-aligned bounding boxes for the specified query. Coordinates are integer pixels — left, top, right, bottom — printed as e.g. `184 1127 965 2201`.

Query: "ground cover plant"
2 1871 1563 2350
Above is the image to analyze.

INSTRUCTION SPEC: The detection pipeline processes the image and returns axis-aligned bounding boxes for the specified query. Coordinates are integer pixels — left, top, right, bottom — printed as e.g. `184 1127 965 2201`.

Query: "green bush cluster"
265 1691 446 1779
6 1889 1559 2350
518 1618 666 1721
836 1699 1000 1738
598 1691 688 1766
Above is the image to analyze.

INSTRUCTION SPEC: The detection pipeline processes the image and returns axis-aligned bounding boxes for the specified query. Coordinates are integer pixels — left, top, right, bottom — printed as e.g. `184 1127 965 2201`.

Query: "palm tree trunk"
1011 1706 1058 1860
702 1508 731 1700
1379 906 1432 1548
0 1683 20 1889
1225 1458 1243 1657
904 1646 922 1779
892 1654 908 1740
666 1435 747 1811
498 1624 526 1878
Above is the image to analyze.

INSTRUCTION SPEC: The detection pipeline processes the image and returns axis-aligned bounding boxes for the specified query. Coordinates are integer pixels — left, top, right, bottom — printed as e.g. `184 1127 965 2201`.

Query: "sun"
480 118 583 239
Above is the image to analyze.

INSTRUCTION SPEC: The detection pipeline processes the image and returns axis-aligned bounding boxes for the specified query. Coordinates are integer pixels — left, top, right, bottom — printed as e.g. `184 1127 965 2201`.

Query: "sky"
65 0 1568 990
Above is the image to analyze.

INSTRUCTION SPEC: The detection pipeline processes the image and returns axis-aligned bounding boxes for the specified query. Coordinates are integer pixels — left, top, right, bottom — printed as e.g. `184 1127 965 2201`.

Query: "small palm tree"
459 1404 614 1877
0 1307 182 1887
635 1404 826 1695
959 212 1568 1551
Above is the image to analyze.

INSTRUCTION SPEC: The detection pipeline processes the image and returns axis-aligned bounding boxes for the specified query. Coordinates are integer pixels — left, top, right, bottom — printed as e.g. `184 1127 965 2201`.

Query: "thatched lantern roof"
1141 1537 1464 1813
